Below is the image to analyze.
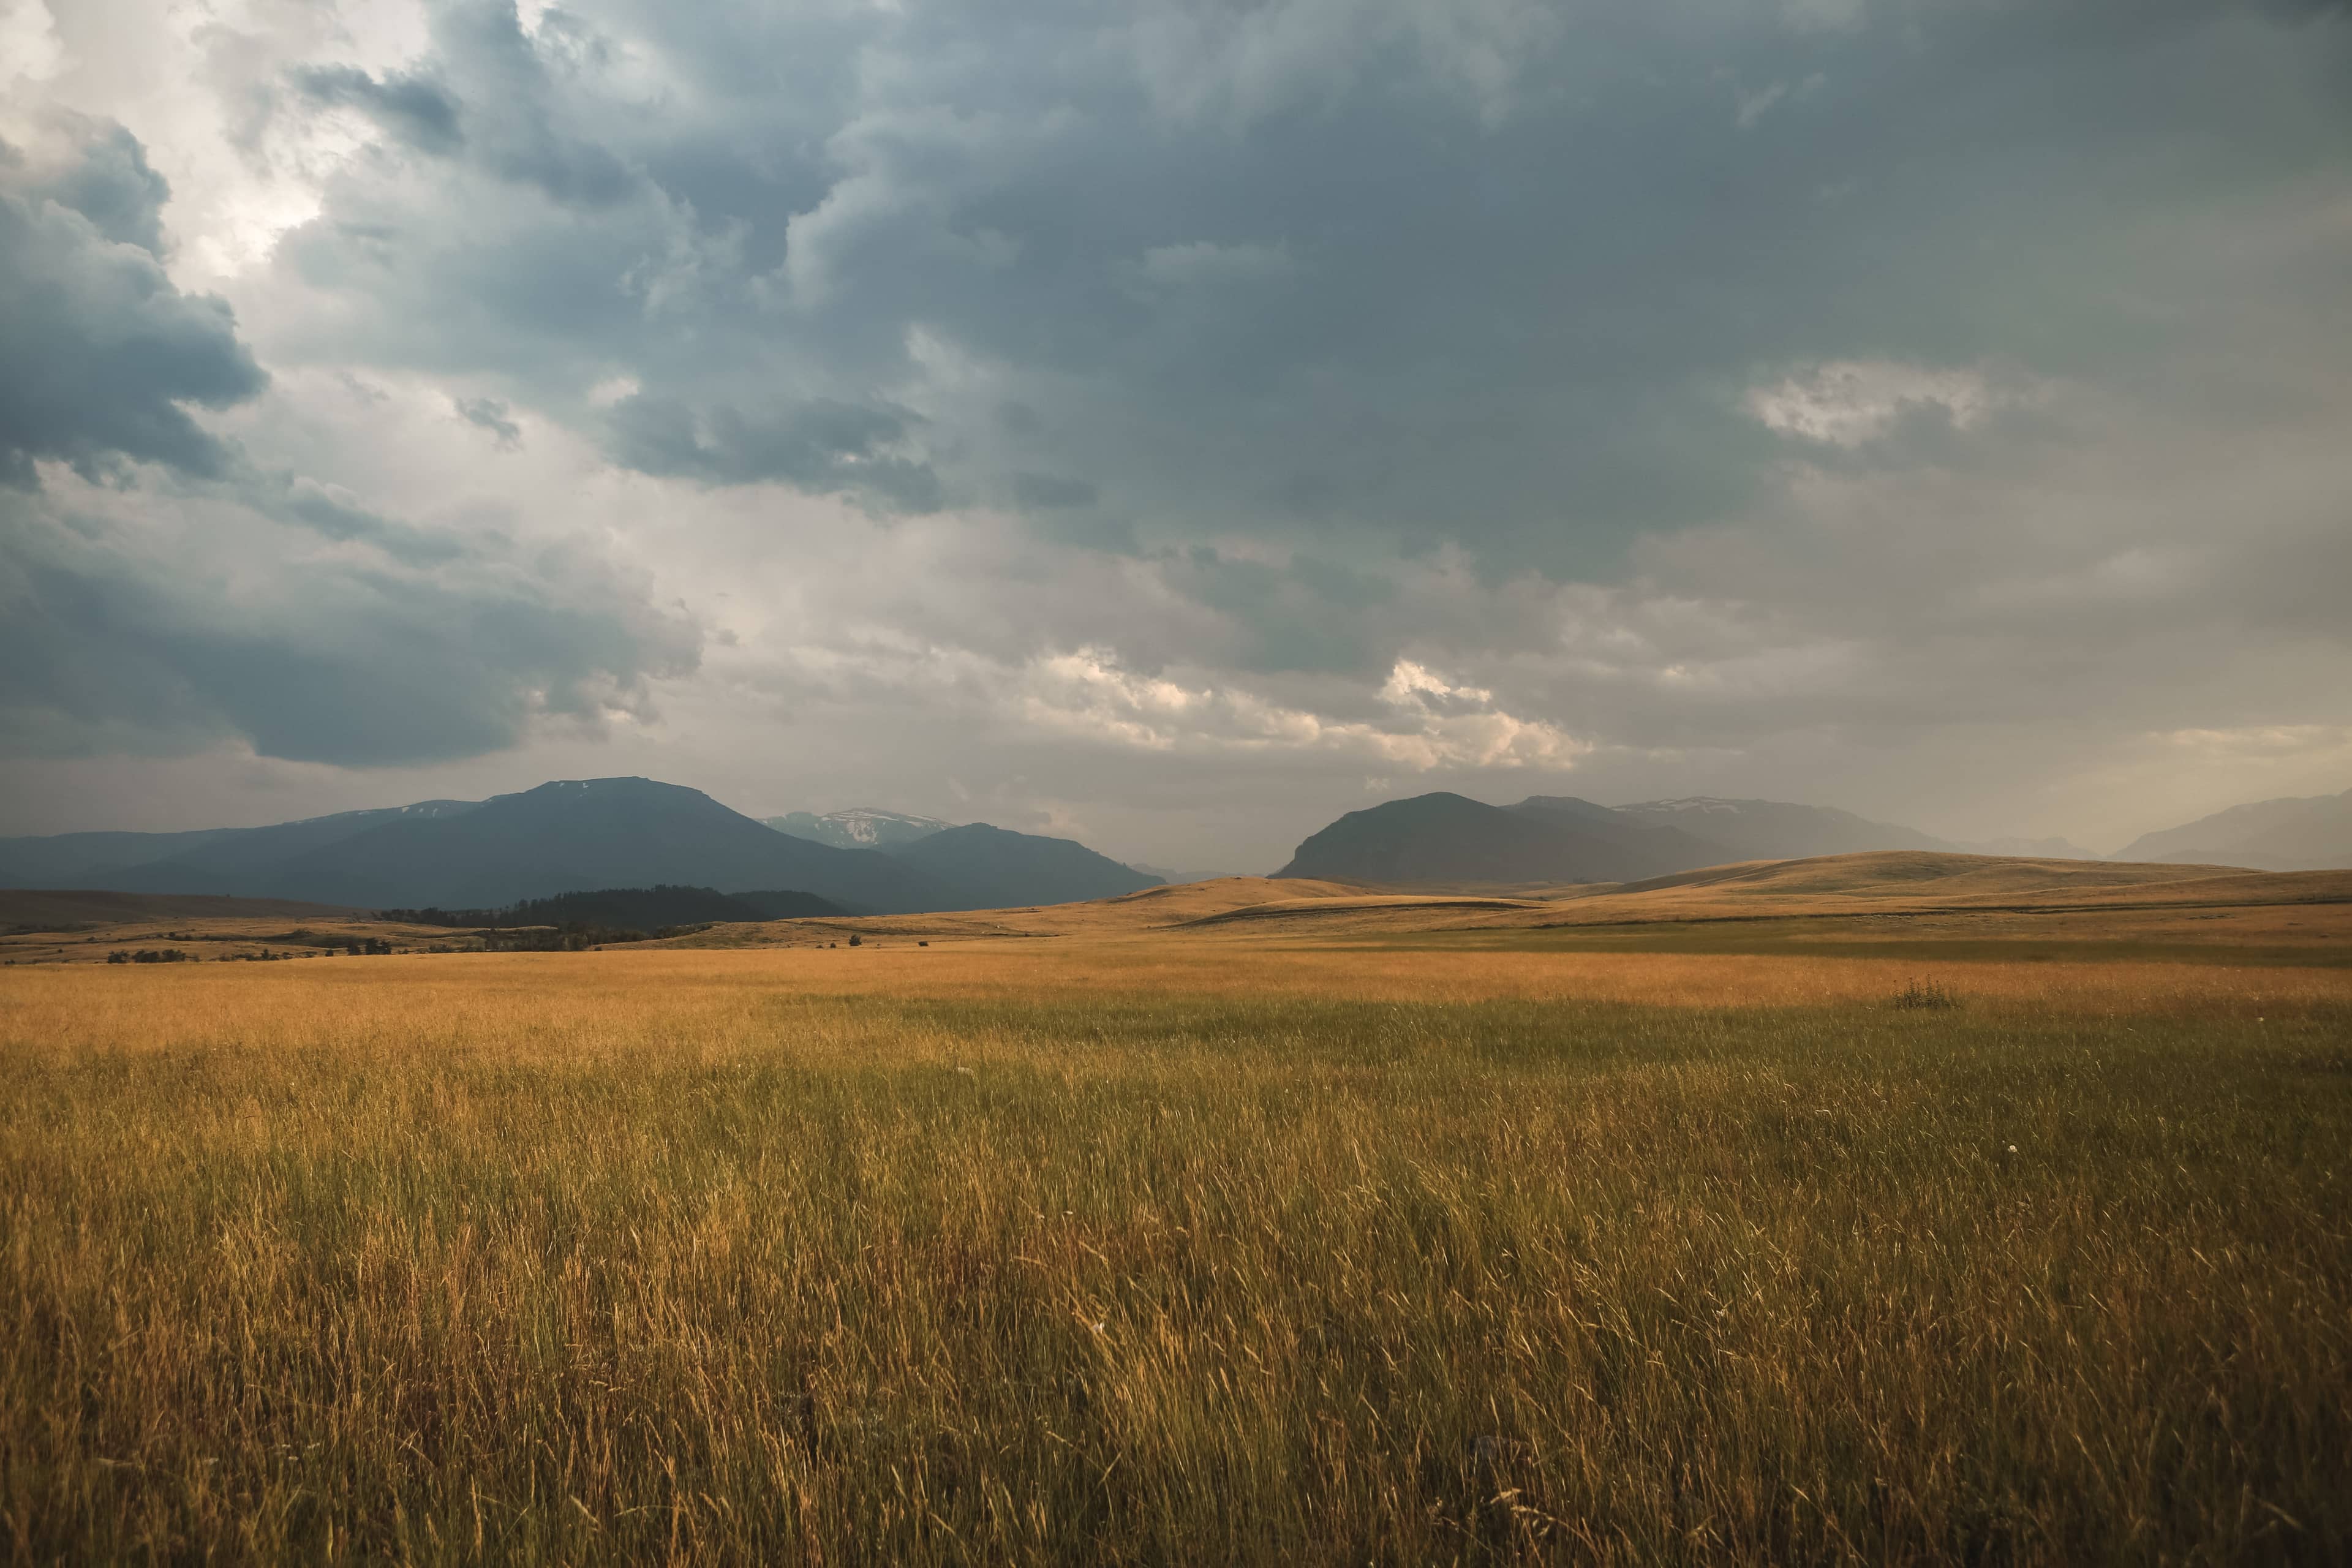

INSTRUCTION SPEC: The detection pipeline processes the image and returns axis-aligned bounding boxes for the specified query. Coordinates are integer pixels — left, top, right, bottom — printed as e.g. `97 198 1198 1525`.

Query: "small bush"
1891 978 1959 1010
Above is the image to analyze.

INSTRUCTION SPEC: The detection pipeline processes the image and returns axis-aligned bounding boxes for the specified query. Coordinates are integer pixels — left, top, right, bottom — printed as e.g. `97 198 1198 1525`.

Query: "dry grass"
642 860 2352 957
0 916 464 967
12 858 2345 967
3 946 2348 1564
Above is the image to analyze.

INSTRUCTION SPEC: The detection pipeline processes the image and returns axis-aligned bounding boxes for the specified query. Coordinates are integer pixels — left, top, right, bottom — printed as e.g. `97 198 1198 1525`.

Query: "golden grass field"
4 860 2350 1562
644 856 2352 957
0 888 459 967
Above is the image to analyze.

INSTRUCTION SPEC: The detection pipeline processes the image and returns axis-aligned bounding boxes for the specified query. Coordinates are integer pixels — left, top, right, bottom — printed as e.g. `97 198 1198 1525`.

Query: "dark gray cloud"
287 6 636 203
268 472 465 564
290 64 465 156
0 480 699 766
10 113 170 252
1009 472 1098 511
6 0 2349 851
0 118 265 483
243 1 2352 582
454 394 522 447
603 392 943 511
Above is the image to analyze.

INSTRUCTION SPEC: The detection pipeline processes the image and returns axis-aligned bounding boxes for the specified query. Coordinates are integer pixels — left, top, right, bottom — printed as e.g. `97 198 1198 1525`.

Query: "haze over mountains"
1609 798 1942 860
888 824 1161 911
0 801 483 890
754 810 1171 908
0 780 1158 915
2111 787 2352 872
1607 798 2098 862
1 778 2341 918
1274 791 2284 888
1277 794 1726 886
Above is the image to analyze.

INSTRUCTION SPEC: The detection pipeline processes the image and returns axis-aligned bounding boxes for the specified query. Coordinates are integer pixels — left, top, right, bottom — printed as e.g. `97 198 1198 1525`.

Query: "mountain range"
2111 786 2352 872
4 777 2340 916
1276 794 1727 885
0 799 483 888
1273 790 2250 887
0 779 1158 914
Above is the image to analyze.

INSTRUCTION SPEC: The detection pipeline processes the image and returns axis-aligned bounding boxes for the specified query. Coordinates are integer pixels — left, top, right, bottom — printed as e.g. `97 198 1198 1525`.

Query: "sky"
2 0 2349 871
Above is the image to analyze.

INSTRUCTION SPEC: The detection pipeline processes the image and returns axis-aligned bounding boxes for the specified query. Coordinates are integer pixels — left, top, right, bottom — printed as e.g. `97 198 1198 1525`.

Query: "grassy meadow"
3 943 2348 1564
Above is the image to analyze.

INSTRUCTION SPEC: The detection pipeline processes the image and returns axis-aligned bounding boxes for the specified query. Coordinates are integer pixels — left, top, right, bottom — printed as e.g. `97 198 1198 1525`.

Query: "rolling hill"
639 853 2352 964
0 889 361 931
646 875 1374 946
385 885 852 930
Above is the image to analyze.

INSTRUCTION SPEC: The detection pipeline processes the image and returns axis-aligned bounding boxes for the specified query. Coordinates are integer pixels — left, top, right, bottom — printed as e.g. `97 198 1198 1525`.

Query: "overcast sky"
3 0 2348 869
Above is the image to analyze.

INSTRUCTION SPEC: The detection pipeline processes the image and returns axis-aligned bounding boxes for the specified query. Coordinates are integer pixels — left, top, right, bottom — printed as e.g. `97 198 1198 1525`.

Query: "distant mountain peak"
888 821 1161 905
518 776 686 797
1278 791 1731 886
835 806 952 832
1277 790 1973 886
1507 795 1621 824
274 797 484 828
764 807 953 850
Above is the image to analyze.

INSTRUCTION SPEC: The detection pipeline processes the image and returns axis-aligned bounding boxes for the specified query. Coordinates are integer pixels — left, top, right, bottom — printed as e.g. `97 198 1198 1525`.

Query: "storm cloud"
0 116 265 483
2 0 2348 859
0 108 699 770
235 2 2352 566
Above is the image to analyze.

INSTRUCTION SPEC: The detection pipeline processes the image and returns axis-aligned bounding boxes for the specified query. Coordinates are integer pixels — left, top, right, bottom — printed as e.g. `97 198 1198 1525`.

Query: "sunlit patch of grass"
1 952 2347 1563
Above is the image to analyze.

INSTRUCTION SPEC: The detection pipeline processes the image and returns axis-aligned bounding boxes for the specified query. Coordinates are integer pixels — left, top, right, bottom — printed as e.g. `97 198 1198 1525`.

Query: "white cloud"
1744 360 2021 447
0 0 63 91
1014 650 1585 771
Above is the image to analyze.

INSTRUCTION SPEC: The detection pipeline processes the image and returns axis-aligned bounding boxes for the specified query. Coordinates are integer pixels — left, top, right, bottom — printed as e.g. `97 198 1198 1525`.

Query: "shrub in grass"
1891 978 1959 1009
